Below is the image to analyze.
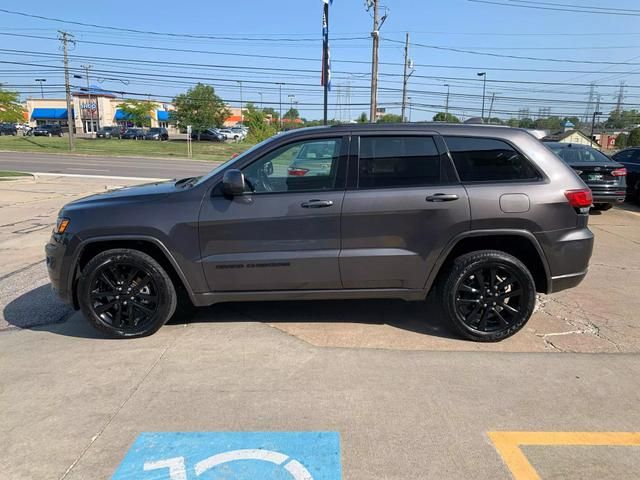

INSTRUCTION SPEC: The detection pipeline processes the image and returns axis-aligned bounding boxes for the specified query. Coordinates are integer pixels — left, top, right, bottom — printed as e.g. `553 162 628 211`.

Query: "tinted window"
242 138 342 193
358 136 441 188
444 136 540 182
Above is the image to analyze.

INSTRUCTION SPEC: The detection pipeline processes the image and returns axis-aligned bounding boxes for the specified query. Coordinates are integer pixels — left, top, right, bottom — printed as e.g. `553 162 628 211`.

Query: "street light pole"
444 84 450 117
591 111 603 147
477 72 487 121
35 79 46 99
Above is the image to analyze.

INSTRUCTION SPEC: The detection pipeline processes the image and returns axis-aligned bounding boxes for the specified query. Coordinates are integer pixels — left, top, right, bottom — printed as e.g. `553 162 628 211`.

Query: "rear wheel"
441 250 536 342
593 203 613 211
78 249 177 338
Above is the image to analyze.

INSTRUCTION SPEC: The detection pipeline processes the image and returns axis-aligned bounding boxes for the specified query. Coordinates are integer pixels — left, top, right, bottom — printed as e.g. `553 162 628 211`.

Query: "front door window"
242 138 342 193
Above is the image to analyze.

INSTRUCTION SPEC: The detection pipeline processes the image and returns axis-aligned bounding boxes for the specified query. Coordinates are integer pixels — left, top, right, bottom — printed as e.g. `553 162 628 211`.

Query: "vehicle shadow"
4 284 459 341
2 284 107 339
179 292 461 341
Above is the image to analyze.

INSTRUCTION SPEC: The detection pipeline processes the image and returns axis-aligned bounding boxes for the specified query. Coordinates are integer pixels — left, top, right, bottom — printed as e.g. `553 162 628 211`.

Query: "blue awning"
157 110 170 121
114 109 132 121
31 108 69 120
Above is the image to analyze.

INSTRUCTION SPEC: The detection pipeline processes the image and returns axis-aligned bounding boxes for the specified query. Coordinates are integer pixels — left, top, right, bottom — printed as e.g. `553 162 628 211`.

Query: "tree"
615 133 628 149
377 113 403 123
0 88 25 123
172 83 230 133
262 107 279 122
356 112 368 123
627 127 640 147
118 100 153 127
243 103 276 142
534 116 562 131
605 109 640 130
283 108 300 120
433 112 460 123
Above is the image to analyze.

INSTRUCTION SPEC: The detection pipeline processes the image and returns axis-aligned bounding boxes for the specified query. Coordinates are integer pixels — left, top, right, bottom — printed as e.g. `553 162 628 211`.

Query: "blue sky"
2 0 640 122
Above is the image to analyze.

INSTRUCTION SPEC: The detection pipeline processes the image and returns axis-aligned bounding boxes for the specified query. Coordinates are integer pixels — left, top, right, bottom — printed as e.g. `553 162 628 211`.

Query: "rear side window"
444 136 540 182
358 136 441 188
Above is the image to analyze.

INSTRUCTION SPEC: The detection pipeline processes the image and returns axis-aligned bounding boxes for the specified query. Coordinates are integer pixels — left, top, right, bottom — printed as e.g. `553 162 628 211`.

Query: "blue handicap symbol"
112 431 341 479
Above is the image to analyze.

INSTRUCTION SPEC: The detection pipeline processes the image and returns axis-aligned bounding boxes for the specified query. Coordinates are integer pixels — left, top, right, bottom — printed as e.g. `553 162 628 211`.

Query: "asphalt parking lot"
1 175 640 479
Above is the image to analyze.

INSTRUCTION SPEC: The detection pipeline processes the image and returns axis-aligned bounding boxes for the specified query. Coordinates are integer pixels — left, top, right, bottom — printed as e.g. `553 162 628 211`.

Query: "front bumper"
45 235 74 305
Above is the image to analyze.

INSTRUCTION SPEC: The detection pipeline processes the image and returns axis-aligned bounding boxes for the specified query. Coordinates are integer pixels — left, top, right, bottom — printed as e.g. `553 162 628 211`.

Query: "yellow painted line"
488 431 640 480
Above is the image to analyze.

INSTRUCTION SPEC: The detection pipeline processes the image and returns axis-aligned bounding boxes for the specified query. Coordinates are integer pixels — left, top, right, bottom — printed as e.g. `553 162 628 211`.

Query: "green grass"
0 170 29 180
0 136 255 162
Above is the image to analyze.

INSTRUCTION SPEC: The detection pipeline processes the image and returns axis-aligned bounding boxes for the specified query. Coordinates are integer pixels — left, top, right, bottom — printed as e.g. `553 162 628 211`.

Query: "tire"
440 250 536 342
593 203 613 211
78 248 177 338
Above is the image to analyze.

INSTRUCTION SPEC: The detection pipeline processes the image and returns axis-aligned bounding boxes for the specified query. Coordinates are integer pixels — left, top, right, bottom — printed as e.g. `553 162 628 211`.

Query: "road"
0 151 218 179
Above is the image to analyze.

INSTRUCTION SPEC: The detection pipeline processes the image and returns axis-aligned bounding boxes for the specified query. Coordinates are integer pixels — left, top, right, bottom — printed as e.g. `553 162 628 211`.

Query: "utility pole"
278 83 283 130
487 92 496 124
237 80 243 124
401 32 410 122
322 0 330 125
369 0 379 123
444 84 450 117
35 78 46 99
59 31 74 151
258 92 263 109
477 72 487 121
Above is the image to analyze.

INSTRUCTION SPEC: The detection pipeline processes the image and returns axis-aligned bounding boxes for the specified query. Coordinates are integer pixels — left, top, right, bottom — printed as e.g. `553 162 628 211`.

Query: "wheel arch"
427 230 551 295
70 236 194 309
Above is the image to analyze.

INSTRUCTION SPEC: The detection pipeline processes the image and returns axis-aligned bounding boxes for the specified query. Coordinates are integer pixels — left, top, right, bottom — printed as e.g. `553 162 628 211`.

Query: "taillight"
565 188 593 208
612 168 627 177
288 168 309 177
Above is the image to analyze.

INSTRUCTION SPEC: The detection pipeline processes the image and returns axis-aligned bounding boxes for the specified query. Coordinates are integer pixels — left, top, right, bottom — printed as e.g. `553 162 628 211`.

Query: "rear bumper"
536 227 594 294
591 192 626 204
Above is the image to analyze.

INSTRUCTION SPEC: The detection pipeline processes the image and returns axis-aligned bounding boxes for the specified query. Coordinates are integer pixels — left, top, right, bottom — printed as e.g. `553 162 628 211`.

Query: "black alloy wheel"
78 249 177 338
441 250 536 342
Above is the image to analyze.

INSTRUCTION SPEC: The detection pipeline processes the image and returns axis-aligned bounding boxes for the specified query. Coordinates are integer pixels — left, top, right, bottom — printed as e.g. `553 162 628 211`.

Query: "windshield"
547 145 612 163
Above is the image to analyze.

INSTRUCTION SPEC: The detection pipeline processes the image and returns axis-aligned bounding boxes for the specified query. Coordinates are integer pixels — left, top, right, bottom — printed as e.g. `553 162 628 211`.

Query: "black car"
0 123 17 136
96 126 124 139
144 127 169 141
612 147 640 203
121 128 145 140
191 128 224 142
33 124 63 137
545 142 626 210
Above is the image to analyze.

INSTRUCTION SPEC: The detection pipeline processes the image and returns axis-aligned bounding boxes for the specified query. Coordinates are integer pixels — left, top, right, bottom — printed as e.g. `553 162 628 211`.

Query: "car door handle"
301 199 334 208
426 193 459 202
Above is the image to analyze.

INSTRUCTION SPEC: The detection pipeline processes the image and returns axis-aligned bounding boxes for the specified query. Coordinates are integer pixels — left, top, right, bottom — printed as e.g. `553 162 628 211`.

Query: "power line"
468 0 640 16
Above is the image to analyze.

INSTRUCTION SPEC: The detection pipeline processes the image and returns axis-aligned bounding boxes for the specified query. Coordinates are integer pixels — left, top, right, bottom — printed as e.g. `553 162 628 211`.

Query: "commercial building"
24 87 177 135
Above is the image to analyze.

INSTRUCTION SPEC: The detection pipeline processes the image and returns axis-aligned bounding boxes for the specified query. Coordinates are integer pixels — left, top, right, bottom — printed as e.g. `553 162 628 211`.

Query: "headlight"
55 217 70 234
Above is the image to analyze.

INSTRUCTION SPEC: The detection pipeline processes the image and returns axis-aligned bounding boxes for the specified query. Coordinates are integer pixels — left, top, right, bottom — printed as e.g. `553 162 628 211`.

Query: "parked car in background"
612 147 640 203
0 123 17 136
218 129 242 141
96 126 124 139
144 127 169 141
545 142 626 210
230 127 247 140
121 128 145 140
287 138 338 176
47 124 594 342
191 129 225 142
33 124 63 137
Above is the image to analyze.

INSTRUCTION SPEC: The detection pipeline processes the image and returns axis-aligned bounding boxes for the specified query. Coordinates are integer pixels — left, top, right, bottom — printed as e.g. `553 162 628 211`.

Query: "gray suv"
46 124 594 341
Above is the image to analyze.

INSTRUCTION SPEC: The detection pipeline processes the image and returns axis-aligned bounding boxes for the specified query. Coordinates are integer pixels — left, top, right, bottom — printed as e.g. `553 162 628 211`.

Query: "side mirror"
221 169 245 196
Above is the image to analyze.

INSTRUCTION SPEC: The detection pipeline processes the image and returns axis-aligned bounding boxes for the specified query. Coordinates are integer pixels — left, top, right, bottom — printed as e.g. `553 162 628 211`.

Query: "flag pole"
323 0 330 125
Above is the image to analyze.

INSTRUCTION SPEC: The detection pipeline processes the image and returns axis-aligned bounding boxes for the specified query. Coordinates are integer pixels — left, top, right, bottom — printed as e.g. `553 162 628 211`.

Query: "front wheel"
78 249 177 338
440 250 536 342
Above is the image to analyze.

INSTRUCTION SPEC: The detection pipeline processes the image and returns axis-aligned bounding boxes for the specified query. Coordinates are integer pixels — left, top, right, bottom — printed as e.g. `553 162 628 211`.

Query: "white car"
218 129 243 141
